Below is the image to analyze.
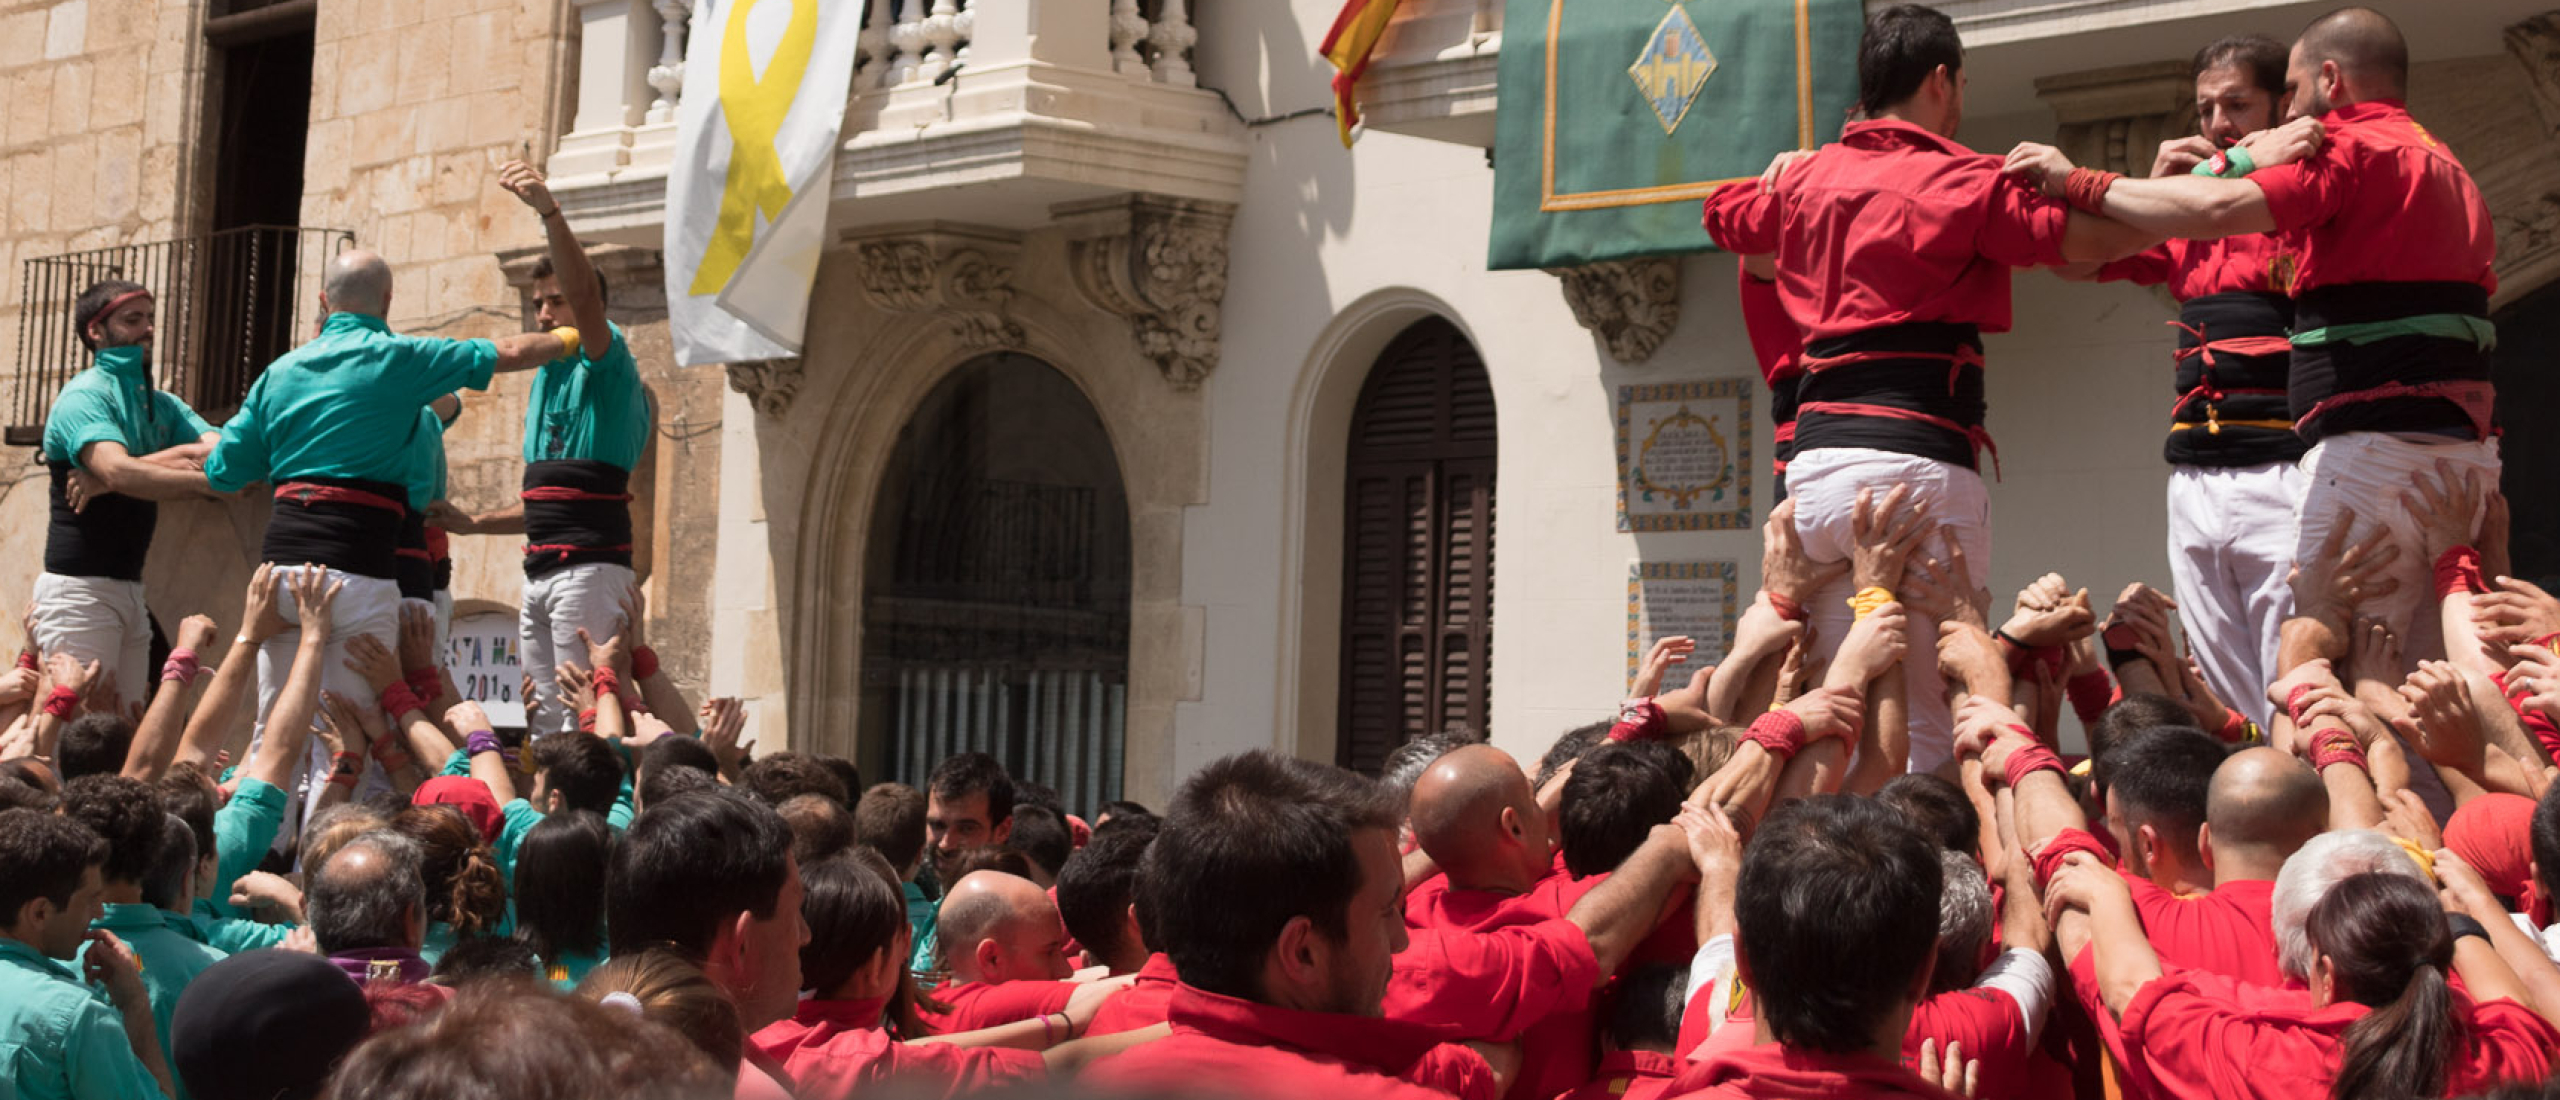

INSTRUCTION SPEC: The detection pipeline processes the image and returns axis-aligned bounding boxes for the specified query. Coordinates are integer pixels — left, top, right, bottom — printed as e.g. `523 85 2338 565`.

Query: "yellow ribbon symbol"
690 0 819 297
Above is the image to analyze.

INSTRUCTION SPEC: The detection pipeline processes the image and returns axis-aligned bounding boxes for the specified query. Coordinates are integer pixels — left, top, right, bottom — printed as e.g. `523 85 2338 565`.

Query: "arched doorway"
859 353 1132 811
1337 317 1497 775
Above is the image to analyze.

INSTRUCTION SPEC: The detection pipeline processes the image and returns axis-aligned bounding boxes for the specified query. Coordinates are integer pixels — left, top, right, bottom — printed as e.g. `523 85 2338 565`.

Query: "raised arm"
242 568 344 793
121 614 217 780
502 160 612 351
1564 823 1698 982
175 565 288 770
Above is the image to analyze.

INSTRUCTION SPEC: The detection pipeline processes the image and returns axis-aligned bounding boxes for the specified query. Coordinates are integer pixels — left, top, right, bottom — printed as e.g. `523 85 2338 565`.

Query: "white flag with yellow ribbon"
666 0 861 367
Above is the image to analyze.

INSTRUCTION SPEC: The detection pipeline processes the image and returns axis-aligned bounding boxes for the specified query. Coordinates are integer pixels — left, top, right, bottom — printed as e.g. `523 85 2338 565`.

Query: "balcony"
1354 0 1502 148
8 226 354 446
548 0 1247 246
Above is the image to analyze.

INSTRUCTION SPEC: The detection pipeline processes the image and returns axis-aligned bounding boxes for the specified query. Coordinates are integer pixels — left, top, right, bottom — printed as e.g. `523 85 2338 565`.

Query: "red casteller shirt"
749 997 1045 1100
1680 963 2055 1098
1664 1042 1967 1100
2095 233 2296 302
1557 1049 1684 1100
1087 953 1180 1037
916 978 1076 1033
2122 876 2283 987
1081 982 1499 1100
1699 119 2071 344
2120 970 2560 1100
2249 100 2495 294
1395 867 1610 1100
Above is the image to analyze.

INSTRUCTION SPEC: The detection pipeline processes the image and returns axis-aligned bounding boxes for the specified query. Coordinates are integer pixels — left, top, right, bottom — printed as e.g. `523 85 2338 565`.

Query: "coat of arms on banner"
1616 379 1750 532
1626 560 1738 691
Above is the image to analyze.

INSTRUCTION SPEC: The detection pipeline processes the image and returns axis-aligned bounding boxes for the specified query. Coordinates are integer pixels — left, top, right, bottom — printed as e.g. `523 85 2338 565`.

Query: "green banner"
1488 0 1860 270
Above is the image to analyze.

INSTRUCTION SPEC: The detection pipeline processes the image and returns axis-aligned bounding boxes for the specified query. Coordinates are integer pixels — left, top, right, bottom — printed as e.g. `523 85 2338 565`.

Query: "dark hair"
1736 795 1941 1053
1857 5 1963 117
142 813 197 910
637 736 719 798
743 752 849 808
816 758 863 812
854 782 928 873
2099 726 2227 862
526 256 612 308
73 279 148 351
949 846 1034 880
61 775 167 886
1560 741 1695 877
608 791 792 961
1014 780 1065 817
1005 805 1072 880
639 760 719 810
322 980 728 1100
1608 963 1689 1053
928 752 1015 826
1878 773 1981 855
1534 721 1613 791
392 804 509 940
778 793 855 866
1097 800 1151 823
2193 33 2288 97
0 773 53 813
2314 872 2462 1100
1056 813 1163 964
58 714 137 783
797 852 910 998
2296 7 2408 93
534 733 625 816
308 831 427 952
514 810 614 964
156 764 220 861
2533 786 2560 902
431 936 543 984
1143 751 1401 1000
2088 694 2195 788
0 808 103 918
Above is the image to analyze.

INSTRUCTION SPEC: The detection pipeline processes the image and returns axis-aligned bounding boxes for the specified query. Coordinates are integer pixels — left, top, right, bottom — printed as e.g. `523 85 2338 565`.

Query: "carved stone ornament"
1054 194 1236 390
1548 258 1681 363
725 358 804 419
845 225 1027 350
2506 12 2560 138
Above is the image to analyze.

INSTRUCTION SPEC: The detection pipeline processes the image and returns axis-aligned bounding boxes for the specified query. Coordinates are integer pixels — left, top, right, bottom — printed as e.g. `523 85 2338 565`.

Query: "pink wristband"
161 647 199 684
1743 710 1806 761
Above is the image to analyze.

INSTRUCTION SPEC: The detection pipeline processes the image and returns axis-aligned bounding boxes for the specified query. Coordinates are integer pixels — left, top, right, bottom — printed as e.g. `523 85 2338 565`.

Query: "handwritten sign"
1626 561 1738 692
1616 379 1751 532
443 613 526 730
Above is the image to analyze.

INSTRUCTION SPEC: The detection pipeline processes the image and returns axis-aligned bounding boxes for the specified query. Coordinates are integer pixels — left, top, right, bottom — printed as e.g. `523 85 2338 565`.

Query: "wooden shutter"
1338 319 1497 774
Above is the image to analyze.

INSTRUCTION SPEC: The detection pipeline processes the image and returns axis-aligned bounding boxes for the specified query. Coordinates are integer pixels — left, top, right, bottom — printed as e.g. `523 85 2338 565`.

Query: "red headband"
89 290 152 335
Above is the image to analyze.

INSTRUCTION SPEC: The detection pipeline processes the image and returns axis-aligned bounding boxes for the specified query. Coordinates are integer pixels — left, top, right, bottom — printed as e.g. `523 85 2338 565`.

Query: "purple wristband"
465 730 502 757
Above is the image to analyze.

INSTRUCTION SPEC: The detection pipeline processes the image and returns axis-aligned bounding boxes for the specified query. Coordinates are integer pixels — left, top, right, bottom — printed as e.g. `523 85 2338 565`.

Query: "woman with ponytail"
392 802 511 962
2045 848 2560 1100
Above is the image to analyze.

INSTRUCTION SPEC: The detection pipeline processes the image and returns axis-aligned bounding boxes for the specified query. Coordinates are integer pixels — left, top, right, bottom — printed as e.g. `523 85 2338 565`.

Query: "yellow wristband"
1847 586 1895 620
551 326 581 359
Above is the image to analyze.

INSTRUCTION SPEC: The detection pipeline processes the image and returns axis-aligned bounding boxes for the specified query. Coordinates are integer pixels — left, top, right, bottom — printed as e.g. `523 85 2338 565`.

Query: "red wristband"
2435 545 2487 598
631 646 660 681
15 650 35 672
2308 729 2367 773
591 666 621 699
1607 700 1667 743
2064 167 2121 215
371 734 412 769
2285 684 2314 727
578 708 599 734
2536 632 2560 652
1744 709 1807 761
42 685 78 720
379 681 424 719
2002 745 2067 789
1766 592 1807 624
405 667 442 701
2216 707 2254 744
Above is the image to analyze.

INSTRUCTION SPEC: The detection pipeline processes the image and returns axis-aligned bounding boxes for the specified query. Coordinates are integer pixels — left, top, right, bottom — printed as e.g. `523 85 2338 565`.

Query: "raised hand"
344 634 404 694
2235 116 2325 170
2001 141 2076 198
1632 635 1695 699
174 614 218 655
2475 577 2560 648
1831 601 1910 689
2002 575 2095 648
2292 518 2400 631
555 660 598 713
2149 134 2219 178
1937 621 2012 706
2508 644 2560 723
242 563 289 643
1784 684 1864 746
1849 483 1929 592
1917 1038 1981 1099
700 697 747 769
446 700 494 738
578 627 631 680
498 159 558 215
1762 498 1845 610
2393 660 2488 771
398 603 438 674
44 653 97 702
290 567 344 641
2401 459 2485 561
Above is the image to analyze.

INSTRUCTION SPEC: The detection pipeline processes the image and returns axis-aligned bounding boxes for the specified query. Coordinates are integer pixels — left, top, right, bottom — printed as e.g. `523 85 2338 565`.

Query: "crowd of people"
4 2 2559 1099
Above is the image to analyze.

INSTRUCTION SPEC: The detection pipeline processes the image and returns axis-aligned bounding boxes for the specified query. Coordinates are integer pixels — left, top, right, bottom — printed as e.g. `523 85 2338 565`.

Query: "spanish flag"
1319 0 1402 146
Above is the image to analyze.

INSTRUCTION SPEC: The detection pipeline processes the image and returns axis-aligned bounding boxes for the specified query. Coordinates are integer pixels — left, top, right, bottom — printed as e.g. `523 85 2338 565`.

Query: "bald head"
324 250 393 317
1409 744 1547 889
2204 747 2328 876
2294 7 2406 104
306 831 425 953
937 870 1068 983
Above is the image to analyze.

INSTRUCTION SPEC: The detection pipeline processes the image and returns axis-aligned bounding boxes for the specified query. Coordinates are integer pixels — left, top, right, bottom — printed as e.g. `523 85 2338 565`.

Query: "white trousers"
2164 462 2301 731
2295 432 2500 821
30 573 152 705
245 567 401 854
521 563 635 736
1784 447 1993 774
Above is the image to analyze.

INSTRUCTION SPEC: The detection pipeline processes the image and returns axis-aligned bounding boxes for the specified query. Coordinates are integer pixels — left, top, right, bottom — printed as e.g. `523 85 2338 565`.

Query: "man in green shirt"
438 162 649 736
62 780 223 1097
200 250 573 851
36 280 223 703
0 808 174 1100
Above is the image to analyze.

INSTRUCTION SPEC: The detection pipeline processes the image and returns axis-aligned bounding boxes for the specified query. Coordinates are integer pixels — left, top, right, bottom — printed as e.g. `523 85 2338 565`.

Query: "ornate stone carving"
2506 13 2560 138
1548 258 1680 363
1055 195 1236 390
2034 60 2194 177
845 226 1026 350
726 358 804 419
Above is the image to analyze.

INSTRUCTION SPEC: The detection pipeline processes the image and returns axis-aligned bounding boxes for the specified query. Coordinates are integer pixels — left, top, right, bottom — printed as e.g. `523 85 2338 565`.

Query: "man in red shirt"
1556 965 1686 1100
2007 8 2499 692
2067 36 2305 729
1082 750 1510 1100
1663 796 1963 1100
1702 4 2152 776
922 870 1079 1031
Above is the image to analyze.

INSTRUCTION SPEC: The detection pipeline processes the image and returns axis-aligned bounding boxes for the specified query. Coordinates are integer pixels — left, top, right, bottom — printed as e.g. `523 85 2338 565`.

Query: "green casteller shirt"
405 405 452 511
904 880 941 977
173 909 291 955
0 938 166 1100
524 322 647 469
42 346 214 469
204 779 285 920
432 752 635 882
205 312 497 492
79 907 223 1100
